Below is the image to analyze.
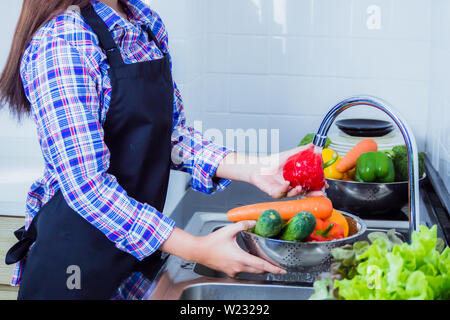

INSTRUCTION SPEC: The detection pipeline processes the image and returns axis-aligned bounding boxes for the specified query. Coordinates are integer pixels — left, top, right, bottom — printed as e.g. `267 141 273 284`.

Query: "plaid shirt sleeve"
23 34 175 261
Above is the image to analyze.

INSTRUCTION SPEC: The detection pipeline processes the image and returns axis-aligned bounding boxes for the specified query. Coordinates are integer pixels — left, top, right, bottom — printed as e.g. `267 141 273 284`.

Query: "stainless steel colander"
239 212 366 273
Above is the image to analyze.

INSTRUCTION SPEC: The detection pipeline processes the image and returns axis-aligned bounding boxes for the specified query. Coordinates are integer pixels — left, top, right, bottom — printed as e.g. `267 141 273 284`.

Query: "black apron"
5 5 174 300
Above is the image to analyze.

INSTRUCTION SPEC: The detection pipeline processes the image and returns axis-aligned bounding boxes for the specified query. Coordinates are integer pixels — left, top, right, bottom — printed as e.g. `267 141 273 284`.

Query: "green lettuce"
310 225 450 300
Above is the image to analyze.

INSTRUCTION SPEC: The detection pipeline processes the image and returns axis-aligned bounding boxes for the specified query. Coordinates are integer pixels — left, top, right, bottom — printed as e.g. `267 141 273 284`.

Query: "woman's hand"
160 223 286 278
216 144 327 200
249 144 327 199
194 221 286 278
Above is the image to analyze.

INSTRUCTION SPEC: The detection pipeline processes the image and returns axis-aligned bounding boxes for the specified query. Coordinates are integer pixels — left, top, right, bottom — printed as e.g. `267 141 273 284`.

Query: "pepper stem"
316 223 334 238
381 149 395 159
322 152 339 169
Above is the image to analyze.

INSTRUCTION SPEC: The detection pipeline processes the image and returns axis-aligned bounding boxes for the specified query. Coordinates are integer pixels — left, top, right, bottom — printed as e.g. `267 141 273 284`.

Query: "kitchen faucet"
313 95 421 241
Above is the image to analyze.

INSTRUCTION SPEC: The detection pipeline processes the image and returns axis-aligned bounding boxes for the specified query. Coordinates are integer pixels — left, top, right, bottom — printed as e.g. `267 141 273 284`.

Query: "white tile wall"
229 36 270 74
0 1 43 215
312 0 353 36
205 0 231 34
426 0 450 193
195 0 432 153
229 0 271 35
229 75 270 114
270 0 313 35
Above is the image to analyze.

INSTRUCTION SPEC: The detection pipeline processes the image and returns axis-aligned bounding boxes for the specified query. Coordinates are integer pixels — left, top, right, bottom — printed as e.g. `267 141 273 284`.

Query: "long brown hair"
0 0 91 119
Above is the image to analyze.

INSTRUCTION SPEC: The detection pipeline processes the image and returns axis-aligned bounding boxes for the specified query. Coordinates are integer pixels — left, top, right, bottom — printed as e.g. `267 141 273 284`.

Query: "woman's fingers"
224 220 256 237
207 222 288 277
286 185 303 198
306 190 326 197
227 262 285 278
270 180 290 199
241 252 286 275
257 177 290 200
235 266 265 275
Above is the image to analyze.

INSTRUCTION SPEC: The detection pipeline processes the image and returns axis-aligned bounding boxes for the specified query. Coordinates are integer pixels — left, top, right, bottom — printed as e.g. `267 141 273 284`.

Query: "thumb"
226 220 256 237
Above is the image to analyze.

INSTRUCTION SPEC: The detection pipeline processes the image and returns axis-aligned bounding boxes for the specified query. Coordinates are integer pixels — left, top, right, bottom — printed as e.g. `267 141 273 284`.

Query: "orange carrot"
325 209 349 237
336 139 378 173
227 197 333 222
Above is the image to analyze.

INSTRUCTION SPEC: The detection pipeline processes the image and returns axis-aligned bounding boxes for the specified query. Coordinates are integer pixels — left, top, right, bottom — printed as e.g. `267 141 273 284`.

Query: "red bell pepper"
307 219 344 242
283 146 326 192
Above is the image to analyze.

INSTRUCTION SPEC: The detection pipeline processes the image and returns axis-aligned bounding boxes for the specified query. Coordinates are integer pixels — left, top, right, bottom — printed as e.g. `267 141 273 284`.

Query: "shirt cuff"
116 203 176 261
191 143 234 194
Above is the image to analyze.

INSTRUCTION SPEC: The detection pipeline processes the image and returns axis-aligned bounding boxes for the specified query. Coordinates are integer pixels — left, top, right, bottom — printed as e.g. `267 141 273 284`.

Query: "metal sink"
180 283 314 300
145 212 410 300
194 259 319 284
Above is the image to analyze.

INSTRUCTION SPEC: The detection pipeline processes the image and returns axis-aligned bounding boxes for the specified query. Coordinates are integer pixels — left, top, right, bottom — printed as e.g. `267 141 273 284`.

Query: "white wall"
427 0 450 193
192 0 432 153
0 1 44 215
153 0 447 191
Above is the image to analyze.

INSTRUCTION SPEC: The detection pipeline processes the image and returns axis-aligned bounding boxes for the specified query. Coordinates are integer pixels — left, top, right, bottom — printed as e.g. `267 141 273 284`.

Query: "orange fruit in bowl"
325 209 349 238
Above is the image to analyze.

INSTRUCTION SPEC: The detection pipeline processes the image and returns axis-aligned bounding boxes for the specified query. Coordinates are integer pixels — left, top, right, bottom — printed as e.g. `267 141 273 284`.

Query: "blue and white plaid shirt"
13 0 232 299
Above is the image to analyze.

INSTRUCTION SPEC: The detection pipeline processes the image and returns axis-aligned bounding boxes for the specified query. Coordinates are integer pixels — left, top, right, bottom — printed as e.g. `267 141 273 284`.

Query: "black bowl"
336 119 394 137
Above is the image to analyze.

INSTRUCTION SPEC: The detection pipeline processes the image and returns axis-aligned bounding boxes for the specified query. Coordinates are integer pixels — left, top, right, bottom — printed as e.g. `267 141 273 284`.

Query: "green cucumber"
254 210 283 238
280 211 316 241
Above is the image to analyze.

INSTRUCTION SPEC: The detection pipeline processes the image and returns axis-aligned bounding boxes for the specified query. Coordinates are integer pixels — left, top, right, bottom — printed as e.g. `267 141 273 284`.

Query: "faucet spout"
313 95 421 240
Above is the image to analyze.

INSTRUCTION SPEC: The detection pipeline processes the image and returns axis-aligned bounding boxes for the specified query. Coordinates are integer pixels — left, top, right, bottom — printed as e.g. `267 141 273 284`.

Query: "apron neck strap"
81 5 125 67
145 25 167 57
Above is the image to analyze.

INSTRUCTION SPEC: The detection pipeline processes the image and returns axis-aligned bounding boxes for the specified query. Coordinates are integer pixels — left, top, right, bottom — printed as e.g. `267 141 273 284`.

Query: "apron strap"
80 5 125 67
81 4 169 66
145 26 167 57
5 220 39 265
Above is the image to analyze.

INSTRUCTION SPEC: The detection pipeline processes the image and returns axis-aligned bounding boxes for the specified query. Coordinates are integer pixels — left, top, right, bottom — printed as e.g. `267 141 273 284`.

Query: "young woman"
0 0 320 300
